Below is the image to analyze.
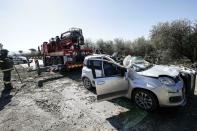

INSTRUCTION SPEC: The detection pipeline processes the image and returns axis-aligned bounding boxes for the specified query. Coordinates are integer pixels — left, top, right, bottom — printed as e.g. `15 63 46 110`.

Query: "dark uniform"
0 49 13 91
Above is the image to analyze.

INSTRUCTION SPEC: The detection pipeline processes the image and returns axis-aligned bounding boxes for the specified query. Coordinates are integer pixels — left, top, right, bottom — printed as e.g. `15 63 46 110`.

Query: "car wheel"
133 89 158 111
83 77 92 89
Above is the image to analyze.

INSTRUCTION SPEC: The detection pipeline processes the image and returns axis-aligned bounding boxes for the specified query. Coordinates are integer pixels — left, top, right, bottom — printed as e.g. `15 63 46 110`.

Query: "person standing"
0 49 14 93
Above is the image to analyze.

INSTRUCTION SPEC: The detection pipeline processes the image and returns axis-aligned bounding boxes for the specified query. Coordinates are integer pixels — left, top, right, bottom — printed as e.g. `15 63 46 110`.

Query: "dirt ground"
0 65 197 131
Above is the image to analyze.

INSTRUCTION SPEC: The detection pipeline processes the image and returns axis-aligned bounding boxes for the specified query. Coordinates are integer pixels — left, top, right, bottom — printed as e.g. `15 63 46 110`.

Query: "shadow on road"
36 70 82 87
135 95 197 131
60 69 82 82
106 97 148 130
106 96 197 131
0 88 12 111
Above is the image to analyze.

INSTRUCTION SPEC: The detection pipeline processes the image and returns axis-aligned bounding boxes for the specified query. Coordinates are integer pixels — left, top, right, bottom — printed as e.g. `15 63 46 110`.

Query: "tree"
18 50 23 54
113 38 126 55
131 37 154 57
29 48 37 54
104 40 114 55
191 22 197 61
150 19 197 62
84 39 95 49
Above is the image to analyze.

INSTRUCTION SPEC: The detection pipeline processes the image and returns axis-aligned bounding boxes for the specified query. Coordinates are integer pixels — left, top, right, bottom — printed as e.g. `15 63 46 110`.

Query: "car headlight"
159 76 175 86
166 87 179 93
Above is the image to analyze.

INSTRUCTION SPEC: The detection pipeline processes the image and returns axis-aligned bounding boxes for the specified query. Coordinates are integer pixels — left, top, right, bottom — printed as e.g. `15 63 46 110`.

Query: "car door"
82 59 102 87
94 60 129 101
89 60 102 77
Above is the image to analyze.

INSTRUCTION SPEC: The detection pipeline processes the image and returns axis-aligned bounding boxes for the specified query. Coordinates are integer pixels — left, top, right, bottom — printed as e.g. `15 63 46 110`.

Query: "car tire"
132 89 158 111
83 77 92 89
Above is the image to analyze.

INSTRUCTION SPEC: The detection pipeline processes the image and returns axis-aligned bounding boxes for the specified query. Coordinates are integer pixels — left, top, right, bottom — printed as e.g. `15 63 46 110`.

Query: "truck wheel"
83 77 92 89
132 89 158 111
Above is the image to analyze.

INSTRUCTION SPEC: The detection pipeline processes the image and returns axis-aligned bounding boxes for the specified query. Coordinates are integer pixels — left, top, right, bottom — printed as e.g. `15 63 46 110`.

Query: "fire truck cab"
41 28 92 71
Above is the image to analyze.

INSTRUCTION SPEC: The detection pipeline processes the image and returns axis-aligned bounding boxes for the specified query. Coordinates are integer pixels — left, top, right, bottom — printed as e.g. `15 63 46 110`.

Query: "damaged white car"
82 55 196 111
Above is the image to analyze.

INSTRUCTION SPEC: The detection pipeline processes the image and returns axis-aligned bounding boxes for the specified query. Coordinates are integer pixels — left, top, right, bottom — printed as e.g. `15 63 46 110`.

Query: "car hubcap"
135 92 153 110
84 78 91 89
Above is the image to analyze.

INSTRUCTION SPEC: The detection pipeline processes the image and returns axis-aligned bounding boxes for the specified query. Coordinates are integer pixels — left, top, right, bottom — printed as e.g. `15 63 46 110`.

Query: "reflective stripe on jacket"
3 81 11 84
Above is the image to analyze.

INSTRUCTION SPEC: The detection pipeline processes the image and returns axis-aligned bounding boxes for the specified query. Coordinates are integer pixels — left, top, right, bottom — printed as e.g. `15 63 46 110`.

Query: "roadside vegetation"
19 19 197 66
85 19 197 65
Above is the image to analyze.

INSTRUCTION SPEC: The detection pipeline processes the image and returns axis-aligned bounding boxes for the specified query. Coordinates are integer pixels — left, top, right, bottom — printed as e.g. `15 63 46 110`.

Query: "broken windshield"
123 56 153 72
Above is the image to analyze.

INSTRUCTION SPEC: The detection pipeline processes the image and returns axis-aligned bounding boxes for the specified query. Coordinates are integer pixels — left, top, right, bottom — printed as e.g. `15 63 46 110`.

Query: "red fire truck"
41 28 93 71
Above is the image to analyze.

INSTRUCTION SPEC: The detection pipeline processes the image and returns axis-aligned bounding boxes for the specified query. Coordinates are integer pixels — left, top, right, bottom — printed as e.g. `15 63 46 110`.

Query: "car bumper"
153 82 186 107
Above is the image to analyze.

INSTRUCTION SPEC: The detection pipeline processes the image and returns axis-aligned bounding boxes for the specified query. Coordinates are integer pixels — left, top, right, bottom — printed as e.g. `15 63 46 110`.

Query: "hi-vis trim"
67 64 83 69
3 81 11 84
0 60 3 63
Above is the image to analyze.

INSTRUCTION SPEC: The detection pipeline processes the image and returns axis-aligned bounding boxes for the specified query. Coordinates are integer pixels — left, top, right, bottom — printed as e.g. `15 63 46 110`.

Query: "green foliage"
131 37 153 57
87 37 152 57
96 39 114 55
151 19 197 62
29 48 37 53
18 50 23 54
84 19 197 63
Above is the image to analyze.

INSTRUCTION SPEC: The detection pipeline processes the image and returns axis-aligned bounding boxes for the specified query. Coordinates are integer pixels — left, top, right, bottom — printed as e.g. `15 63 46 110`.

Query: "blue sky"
0 0 197 51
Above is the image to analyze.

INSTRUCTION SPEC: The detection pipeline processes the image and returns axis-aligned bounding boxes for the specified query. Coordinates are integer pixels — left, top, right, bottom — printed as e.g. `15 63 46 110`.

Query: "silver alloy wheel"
134 91 153 110
83 78 91 89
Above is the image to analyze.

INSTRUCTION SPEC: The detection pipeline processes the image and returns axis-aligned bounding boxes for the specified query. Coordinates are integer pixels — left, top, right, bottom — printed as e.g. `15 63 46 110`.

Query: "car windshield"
131 57 153 72
131 57 144 63
123 56 153 72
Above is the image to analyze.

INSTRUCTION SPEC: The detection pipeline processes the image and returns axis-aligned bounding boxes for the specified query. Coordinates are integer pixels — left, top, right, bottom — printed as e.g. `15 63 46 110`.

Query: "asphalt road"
0 67 197 131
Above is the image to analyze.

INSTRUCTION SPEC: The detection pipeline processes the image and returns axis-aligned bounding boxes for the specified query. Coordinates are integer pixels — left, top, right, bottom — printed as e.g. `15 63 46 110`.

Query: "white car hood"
123 55 196 78
137 65 180 78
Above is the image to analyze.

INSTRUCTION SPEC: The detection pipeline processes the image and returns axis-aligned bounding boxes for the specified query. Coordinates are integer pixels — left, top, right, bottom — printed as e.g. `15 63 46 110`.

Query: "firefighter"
0 49 14 93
